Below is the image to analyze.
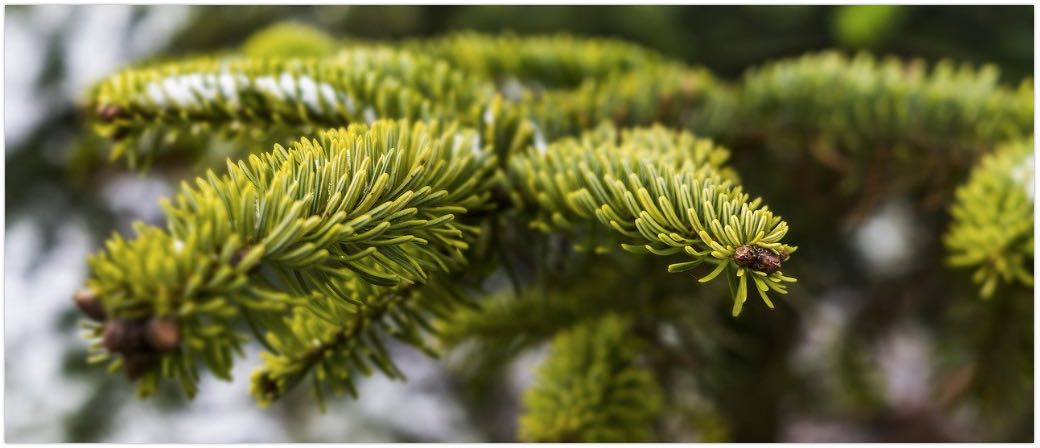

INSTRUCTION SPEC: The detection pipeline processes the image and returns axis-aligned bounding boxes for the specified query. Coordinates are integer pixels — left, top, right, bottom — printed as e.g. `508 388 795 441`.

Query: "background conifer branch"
518 314 662 442
944 137 1034 298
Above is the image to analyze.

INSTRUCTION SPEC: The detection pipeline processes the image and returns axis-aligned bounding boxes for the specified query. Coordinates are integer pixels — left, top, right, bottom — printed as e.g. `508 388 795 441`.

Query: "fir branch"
82 27 731 170
505 124 797 315
527 63 736 142
240 21 340 59
85 48 493 167
414 32 664 88
738 51 1033 157
944 137 1034 298
437 261 650 350
250 268 474 408
81 120 498 396
519 314 662 442
68 24 1036 438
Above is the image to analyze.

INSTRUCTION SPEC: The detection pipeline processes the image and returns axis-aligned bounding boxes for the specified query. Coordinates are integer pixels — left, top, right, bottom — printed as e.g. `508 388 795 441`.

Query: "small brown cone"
103 319 151 353
102 320 128 353
733 245 756 267
146 317 181 352
73 288 106 321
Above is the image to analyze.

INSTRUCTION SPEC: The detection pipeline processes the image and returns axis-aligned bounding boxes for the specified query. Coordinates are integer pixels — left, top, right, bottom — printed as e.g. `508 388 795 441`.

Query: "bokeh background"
4 5 1034 442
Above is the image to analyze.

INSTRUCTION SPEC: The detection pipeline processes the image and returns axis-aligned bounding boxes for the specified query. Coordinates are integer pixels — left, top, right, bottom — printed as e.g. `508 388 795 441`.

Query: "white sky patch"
508 343 548 399
354 350 482 442
852 200 916 278
30 3 76 31
63 6 133 99
106 345 290 443
4 12 50 148
99 174 174 227
5 219 96 441
126 6 190 59
876 323 932 409
790 294 851 370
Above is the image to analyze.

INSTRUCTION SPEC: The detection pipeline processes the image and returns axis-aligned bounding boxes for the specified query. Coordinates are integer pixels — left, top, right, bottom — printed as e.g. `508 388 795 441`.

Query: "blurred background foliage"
163 5 1034 80
4 5 1033 442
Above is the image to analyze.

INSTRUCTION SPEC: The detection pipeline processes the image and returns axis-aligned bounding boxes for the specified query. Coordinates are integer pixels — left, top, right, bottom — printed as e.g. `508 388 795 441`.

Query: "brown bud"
733 245 785 274
123 352 158 380
102 320 127 353
754 252 784 274
102 319 150 353
73 288 106 321
146 317 181 352
733 245 757 268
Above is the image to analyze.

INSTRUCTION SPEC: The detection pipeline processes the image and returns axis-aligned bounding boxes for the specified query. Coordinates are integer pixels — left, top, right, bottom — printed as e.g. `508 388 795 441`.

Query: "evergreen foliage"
413 32 663 87
241 21 339 59
82 120 497 397
505 124 796 316
518 315 662 442
944 138 1034 298
86 48 491 167
525 64 735 140
732 51 1034 206
72 22 1034 442
738 51 1033 156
